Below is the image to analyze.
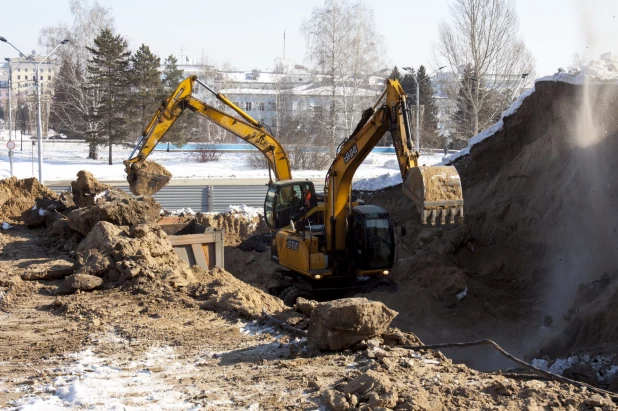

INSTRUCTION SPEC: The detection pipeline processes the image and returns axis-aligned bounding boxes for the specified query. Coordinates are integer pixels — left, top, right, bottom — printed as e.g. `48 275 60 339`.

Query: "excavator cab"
348 206 395 272
264 180 319 229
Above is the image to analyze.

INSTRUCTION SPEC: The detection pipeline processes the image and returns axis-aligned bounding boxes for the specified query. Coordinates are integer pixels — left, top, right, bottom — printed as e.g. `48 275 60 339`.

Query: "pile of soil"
0 177 57 222
125 160 172 195
196 209 266 246
71 170 129 207
361 81 618 360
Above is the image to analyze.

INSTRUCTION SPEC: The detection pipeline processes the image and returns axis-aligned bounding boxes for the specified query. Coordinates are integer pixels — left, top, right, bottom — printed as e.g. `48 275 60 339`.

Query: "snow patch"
1 222 13 230
353 172 402 191
225 205 262 219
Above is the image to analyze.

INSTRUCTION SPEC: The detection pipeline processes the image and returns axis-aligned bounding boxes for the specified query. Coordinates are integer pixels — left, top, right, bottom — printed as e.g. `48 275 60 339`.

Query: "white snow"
0 140 409 185
1 222 13 230
162 207 196 216
11 346 197 410
352 152 446 191
532 353 618 384
93 189 109 201
225 205 263 219
443 54 618 166
37 208 47 217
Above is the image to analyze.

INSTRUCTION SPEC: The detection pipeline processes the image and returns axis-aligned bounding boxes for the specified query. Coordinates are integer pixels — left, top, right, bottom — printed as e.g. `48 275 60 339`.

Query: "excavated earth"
0 80 617 408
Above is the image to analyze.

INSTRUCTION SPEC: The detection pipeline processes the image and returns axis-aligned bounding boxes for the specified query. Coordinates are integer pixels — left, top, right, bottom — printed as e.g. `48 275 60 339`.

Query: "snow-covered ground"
0 136 446 187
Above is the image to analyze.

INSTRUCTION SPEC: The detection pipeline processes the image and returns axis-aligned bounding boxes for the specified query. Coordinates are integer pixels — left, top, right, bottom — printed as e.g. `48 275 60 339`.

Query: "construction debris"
0 177 57 222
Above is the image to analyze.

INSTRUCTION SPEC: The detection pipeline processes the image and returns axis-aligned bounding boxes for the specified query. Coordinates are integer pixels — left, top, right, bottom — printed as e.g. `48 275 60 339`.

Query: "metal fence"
49 183 324 213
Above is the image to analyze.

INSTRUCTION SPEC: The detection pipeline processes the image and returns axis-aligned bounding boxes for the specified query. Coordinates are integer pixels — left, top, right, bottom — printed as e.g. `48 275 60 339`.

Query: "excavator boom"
124 75 292 195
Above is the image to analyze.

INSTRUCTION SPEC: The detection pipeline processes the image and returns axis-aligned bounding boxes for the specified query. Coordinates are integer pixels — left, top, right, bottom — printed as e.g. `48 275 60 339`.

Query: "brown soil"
125 159 172 195
71 170 129 207
358 81 618 362
1 225 614 410
197 210 266 246
0 177 57 222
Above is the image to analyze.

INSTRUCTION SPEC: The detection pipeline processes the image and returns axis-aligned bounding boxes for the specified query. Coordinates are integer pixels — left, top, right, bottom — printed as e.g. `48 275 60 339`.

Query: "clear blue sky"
1 0 617 77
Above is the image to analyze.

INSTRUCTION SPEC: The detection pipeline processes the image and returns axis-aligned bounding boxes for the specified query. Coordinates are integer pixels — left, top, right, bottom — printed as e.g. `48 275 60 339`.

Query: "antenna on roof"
283 30 286 62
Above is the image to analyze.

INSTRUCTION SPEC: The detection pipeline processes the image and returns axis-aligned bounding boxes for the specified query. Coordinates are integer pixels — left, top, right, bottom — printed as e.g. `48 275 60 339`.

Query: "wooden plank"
202 244 211 269
191 243 208 268
168 232 217 246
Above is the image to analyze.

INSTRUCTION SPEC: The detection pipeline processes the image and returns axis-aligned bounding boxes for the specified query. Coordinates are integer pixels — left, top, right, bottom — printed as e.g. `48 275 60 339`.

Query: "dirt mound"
197 209 265 247
0 177 57 222
71 170 129 207
357 81 618 362
189 266 285 319
67 195 161 236
125 160 172 195
74 221 195 288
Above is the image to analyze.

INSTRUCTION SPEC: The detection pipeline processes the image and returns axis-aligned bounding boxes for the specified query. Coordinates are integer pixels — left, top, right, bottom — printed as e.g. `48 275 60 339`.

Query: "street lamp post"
402 66 446 151
4 58 12 144
34 40 69 183
1 36 69 182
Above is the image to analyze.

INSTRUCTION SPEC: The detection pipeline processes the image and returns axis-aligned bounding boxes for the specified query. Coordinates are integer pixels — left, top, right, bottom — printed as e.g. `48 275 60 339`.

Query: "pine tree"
416 66 439 147
126 44 162 139
87 28 131 165
160 55 188 148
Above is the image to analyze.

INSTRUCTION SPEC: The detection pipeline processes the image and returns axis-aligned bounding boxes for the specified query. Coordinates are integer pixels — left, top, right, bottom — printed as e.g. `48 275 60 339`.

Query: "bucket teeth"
421 206 464 226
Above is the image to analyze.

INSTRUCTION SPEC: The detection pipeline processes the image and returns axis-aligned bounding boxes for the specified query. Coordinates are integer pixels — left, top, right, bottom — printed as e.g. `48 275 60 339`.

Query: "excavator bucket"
124 160 172 196
403 166 464 225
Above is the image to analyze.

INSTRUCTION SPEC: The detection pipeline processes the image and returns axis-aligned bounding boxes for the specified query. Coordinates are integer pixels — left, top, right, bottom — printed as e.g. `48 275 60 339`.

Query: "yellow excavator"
267 79 463 303
124 75 293 195
124 76 464 303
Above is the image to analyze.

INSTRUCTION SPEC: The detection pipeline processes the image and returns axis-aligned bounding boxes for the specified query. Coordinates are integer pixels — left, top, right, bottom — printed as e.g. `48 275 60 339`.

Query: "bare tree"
302 0 384 148
434 0 535 142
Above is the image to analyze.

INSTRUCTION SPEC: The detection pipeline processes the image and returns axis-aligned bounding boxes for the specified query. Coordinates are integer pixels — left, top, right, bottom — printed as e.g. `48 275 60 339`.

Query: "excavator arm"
325 79 464 252
124 75 292 194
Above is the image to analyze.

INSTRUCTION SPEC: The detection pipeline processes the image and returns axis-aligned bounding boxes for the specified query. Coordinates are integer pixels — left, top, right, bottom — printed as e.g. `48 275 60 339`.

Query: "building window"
17 68 20 72
25 68 28 72
257 102 265 112
40 76 43 80
17 75 20 80
48 68 51 72
48 76 51 81
245 102 252 111
25 75 28 80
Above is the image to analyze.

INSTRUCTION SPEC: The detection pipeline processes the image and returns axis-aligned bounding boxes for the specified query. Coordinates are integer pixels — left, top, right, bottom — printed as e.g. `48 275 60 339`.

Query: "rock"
563 363 599 387
295 297 318 316
67 195 160 236
21 260 76 281
307 298 398 351
322 389 349 411
71 170 130 207
584 394 605 407
59 274 103 294
21 198 66 228
365 391 384 407
381 327 422 346
342 373 376 396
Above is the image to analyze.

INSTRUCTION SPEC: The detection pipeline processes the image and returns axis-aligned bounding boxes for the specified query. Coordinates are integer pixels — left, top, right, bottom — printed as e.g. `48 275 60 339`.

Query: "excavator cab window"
350 206 395 270
265 182 318 229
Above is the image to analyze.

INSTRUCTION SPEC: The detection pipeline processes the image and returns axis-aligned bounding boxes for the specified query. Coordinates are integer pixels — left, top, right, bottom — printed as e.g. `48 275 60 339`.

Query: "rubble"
0 177 57 221
307 298 398 351
71 170 129 207
66 195 160 236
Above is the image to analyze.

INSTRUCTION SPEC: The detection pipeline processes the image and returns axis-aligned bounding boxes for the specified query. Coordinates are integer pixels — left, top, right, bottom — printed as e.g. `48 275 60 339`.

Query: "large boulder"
71 170 129 207
67 195 161 236
307 298 398 351
21 198 66 228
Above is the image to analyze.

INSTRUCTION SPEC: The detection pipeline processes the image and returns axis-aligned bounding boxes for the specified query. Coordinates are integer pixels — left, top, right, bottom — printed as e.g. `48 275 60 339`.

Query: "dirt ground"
1 225 615 410
0 79 617 409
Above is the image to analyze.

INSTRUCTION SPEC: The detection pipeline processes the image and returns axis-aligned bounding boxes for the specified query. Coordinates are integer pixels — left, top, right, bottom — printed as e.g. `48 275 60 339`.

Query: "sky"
1 0 617 78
